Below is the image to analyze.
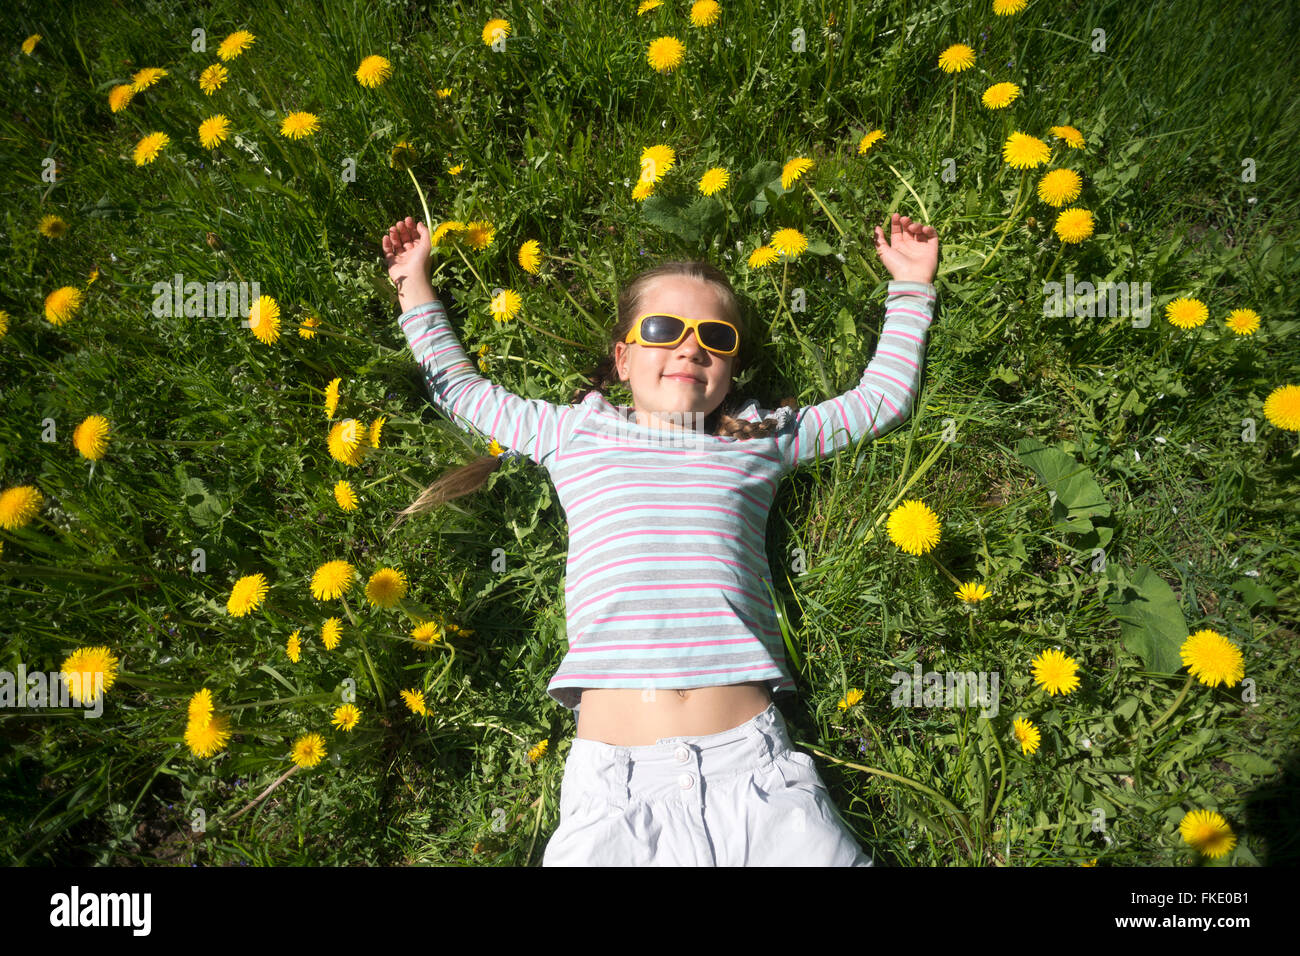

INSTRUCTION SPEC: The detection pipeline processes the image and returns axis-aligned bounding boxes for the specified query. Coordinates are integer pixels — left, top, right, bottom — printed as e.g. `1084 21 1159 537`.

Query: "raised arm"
778 280 936 469
384 218 573 469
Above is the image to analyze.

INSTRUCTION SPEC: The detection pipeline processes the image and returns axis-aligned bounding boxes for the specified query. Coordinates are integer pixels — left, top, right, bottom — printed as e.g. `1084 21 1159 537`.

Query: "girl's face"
614 275 736 430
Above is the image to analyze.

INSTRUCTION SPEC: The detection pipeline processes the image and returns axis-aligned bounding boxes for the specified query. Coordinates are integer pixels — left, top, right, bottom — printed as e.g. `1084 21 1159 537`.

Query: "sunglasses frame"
624 312 741 357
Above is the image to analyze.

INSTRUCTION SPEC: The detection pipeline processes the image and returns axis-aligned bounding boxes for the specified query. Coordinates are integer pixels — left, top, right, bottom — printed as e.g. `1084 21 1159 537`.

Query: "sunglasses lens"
640 314 685 344
699 322 737 353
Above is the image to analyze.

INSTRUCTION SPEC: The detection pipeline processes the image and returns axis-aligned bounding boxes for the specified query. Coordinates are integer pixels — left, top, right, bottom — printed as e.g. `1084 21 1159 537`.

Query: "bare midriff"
575 681 773 746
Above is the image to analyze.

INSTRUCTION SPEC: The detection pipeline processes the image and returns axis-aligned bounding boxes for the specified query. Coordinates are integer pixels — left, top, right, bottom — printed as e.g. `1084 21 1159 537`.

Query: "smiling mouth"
664 374 704 384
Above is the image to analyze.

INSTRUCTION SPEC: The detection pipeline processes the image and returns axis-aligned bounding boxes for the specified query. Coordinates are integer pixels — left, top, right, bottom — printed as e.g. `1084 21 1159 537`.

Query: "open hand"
872 213 939 285
382 216 431 283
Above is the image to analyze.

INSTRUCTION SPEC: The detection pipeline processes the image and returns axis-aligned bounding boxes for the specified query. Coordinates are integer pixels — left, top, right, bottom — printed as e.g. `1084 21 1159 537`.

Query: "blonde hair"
389 260 797 531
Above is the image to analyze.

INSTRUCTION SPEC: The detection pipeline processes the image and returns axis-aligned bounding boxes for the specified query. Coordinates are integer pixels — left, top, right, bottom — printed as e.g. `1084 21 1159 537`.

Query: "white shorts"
543 701 873 866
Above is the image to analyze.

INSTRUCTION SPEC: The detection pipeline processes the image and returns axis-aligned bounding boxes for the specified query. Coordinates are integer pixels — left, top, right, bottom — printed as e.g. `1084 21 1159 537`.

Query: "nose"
676 329 707 357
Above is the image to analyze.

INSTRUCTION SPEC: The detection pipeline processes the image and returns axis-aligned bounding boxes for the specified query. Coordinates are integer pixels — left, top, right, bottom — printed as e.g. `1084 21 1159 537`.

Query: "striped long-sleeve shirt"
398 280 937 711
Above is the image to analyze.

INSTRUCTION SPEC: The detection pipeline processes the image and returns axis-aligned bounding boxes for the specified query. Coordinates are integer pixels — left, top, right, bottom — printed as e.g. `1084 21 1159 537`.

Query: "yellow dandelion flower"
465 220 495 250
487 439 504 457
837 688 865 711
1002 131 1051 169
482 19 511 47
637 0 663 13
280 112 321 140
216 30 256 62
332 703 361 731
1012 717 1041 755
631 178 656 202
981 81 1021 109
22 34 41 55
388 140 417 170
321 616 343 650
435 88 452 98
1178 809 1237 859
447 163 464 175
72 415 110 461
993 0 1028 14
886 499 942 555
0 310 9 339
290 732 327 768
133 132 169 166
1050 125 1086 149
333 480 358 511
310 560 355 601
400 688 429 716
188 688 214 729
1165 297 1209 330
199 63 228 95
748 245 779 268
647 36 685 73
185 712 231 758
299 313 319 339
365 567 408 608
938 43 975 73
490 289 523 322
641 144 676 183
1179 629 1245 688
698 167 730 195
528 738 549 763
198 114 231 150
782 157 814 190
129 68 168 92
857 129 885 155
518 239 542 274
227 572 269 616
355 55 392 88
1031 648 1081 696
44 286 83 326
1225 308 1261 336
430 220 466 246
38 215 69 239
61 646 119 705
412 621 443 646
1263 384 1300 430
287 629 302 663
0 485 44 530
369 416 386 448
1037 168 1083 207
770 227 808 259
108 84 134 112
247 295 281 344
689 1 721 28
327 419 369 466
324 377 341 419
955 581 991 603
1053 208 1095 244
86 268 99 286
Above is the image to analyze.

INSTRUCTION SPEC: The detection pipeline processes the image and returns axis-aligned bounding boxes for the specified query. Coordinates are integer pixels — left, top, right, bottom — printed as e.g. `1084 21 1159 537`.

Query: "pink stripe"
887 307 931 321
566 480 765 514
569 637 761 653
570 501 758 537
557 459 777 499
868 369 914 396
875 348 919 370
570 580 770 617
882 328 923 345
571 527 764 565
568 553 767 593
550 664 782 682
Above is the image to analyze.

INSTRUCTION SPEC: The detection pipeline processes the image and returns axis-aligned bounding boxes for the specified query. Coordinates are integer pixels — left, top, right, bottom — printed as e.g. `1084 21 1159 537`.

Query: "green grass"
1 0 1297 866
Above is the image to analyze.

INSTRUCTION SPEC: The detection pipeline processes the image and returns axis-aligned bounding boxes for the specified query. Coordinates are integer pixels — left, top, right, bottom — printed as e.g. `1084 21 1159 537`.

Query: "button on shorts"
542 701 873 866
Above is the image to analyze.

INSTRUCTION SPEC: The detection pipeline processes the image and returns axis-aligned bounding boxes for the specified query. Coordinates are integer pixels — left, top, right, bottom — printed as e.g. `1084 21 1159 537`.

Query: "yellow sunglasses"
624 313 740 357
